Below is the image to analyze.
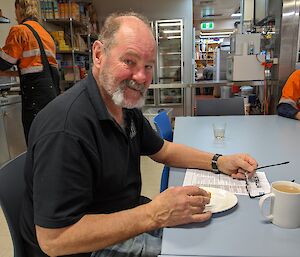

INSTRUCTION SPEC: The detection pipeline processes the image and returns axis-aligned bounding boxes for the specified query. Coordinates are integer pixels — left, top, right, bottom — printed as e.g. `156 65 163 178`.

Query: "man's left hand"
217 153 257 179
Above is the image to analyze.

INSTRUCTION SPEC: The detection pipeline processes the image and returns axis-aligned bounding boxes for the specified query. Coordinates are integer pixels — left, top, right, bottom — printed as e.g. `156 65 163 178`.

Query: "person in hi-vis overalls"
0 0 60 142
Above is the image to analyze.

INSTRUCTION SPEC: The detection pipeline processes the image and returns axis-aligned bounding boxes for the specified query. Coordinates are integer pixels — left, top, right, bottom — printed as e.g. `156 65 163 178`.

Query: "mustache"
121 80 147 95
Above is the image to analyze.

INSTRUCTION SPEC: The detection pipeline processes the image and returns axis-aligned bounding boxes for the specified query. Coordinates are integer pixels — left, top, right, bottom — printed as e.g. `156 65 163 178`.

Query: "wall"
0 2 17 46
93 0 193 83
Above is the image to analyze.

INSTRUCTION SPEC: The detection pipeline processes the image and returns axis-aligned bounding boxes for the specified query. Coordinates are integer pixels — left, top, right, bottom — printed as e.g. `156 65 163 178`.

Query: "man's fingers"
231 172 246 180
183 185 211 197
188 195 211 206
192 212 212 222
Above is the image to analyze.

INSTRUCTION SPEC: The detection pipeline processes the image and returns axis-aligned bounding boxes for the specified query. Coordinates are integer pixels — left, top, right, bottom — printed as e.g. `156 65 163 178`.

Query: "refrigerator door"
155 19 183 105
155 19 183 84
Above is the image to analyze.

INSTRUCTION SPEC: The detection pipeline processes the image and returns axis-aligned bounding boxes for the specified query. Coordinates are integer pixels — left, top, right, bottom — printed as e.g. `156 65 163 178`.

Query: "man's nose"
132 68 146 84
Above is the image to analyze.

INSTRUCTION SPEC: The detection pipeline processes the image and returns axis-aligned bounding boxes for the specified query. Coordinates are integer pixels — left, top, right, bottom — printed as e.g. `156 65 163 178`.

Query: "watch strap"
212 153 222 174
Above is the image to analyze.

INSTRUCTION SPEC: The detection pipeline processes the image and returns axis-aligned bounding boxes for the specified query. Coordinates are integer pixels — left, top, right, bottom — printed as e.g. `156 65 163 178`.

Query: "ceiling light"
231 13 242 17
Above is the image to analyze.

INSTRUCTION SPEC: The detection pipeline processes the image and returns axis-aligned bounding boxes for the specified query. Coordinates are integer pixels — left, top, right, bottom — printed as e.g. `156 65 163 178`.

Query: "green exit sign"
201 21 214 30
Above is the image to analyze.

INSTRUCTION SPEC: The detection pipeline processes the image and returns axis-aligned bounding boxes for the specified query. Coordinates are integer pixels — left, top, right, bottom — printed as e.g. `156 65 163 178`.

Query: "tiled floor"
0 156 163 257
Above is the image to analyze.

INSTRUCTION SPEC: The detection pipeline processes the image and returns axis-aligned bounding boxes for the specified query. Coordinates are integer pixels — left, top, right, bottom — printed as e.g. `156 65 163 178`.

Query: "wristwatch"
212 154 223 174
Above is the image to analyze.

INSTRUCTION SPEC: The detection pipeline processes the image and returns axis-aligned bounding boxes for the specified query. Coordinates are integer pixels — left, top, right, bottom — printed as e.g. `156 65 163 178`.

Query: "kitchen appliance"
226 54 265 81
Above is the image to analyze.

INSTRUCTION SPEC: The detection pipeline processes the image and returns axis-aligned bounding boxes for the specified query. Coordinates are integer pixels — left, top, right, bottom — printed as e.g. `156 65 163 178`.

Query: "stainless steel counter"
149 80 265 89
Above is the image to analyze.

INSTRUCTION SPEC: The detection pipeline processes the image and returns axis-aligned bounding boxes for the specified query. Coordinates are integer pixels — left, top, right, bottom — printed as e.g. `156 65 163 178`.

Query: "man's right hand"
146 186 212 228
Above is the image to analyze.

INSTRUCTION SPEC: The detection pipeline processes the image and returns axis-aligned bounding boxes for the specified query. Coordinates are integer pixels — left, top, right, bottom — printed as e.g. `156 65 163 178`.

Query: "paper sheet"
183 169 271 196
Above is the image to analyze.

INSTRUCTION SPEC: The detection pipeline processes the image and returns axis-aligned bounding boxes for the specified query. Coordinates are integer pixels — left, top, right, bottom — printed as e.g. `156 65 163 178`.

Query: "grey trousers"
91 229 162 257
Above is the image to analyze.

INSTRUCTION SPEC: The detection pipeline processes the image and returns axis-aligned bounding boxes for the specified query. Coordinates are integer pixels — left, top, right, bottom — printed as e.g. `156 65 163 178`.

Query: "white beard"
99 69 147 109
111 85 146 109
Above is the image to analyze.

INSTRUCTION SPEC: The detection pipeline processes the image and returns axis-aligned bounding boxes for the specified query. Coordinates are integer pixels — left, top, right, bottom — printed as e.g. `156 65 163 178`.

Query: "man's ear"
92 40 104 68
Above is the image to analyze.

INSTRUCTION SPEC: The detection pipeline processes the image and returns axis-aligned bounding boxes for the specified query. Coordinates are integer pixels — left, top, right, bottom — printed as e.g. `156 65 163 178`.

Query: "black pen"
255 161 290 171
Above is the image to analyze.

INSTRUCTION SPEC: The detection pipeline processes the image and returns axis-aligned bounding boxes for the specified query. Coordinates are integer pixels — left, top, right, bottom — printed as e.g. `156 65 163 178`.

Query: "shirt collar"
85 70 112 121
85 70 133 125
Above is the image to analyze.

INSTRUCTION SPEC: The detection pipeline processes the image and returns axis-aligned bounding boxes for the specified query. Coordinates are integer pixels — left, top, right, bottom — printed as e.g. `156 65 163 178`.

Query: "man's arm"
36 186 211 256
150 140 257 179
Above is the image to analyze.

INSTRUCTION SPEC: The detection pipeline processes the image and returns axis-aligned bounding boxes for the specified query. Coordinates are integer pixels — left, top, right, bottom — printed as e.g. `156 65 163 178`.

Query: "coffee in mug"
273 184 300 194
259 181 300 229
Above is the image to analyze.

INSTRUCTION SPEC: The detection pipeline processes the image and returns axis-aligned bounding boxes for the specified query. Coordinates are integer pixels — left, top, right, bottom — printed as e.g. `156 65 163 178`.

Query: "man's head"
15 0 39 24
92 12 156 109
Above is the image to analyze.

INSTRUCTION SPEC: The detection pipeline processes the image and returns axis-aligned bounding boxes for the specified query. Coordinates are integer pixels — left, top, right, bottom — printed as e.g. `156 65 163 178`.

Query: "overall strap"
22 23 55 82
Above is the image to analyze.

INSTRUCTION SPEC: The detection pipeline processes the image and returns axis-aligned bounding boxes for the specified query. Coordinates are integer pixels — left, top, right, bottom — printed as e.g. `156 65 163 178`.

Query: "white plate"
200 187 238 213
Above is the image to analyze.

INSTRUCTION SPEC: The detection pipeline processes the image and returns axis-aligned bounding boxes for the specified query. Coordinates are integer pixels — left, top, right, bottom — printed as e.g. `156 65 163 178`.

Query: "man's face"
98 20 156 109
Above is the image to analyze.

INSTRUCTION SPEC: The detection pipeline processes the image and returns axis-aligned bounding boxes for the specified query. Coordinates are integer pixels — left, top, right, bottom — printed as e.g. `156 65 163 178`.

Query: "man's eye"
145 65 153 70
124 59 135 66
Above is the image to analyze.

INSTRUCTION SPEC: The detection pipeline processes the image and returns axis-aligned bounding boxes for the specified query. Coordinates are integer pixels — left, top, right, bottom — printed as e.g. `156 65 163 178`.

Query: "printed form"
183 169 271 196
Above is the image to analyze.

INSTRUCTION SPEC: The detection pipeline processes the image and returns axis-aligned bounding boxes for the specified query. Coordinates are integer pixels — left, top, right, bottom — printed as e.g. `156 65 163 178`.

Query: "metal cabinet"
0 108 10 166
0 95 26 166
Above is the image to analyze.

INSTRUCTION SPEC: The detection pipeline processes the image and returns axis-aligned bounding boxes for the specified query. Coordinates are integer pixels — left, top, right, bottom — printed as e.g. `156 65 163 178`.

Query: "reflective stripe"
0 50 18 64
22 49 56 59
279 97 299 109
20 64 58 75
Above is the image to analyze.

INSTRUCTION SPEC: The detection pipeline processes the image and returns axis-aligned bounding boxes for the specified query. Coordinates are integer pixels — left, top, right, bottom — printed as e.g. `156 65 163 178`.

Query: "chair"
153 110 173 142
0 152 26 257
195 97 245 116
160 166 170 192
153 111 173 192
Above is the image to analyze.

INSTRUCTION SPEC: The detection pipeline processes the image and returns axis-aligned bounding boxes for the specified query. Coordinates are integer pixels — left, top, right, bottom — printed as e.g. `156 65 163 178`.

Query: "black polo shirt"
20 72 164 257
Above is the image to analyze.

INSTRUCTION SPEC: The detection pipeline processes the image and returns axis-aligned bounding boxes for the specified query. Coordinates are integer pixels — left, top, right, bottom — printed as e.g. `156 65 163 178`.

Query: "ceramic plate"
200 187 238 213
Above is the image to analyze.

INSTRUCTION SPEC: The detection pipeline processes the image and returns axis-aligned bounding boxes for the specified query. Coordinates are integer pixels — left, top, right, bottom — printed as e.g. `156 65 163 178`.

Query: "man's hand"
217 153 257 179
145 186 212 228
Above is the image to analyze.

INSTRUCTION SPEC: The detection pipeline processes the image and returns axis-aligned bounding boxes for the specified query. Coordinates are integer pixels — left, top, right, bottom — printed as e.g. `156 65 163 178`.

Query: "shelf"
57 50 89 55
160 66 181 69
44 18 88 28
80 34 99 41
159 36 181 40
159 52 181 55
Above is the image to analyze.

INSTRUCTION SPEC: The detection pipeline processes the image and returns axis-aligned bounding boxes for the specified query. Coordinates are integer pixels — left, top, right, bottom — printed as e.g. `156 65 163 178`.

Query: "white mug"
259 181 300 228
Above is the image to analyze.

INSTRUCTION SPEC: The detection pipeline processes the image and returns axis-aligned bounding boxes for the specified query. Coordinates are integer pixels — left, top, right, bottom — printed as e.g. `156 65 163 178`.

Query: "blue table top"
161 115 300 257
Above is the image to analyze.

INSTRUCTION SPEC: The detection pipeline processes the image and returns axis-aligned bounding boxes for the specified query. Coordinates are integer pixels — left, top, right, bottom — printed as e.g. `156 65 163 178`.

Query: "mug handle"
259 193 275 221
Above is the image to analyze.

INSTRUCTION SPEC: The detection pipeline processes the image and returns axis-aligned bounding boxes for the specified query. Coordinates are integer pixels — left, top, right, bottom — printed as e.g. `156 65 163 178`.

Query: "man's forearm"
36 204 158 256
151 141 213 171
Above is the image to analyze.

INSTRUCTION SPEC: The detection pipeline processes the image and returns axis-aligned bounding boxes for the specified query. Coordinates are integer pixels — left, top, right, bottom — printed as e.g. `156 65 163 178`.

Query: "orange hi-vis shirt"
0 20 57 75
279 69 300 110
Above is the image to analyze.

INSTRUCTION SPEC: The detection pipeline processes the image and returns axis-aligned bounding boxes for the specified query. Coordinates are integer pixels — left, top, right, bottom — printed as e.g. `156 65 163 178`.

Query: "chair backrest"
153 111 173 142
160 165 170 192
0 152 26 257
195 97 245 116
153 111 172 192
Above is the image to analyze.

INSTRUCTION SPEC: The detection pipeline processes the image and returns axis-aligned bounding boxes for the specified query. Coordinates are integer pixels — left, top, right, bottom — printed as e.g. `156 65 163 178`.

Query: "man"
20 12 257 257
277 69 300 120
202 60 214 80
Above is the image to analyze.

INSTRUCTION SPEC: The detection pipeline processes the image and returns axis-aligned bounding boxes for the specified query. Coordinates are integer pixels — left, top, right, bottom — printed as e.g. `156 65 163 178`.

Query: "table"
161 115 300 257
